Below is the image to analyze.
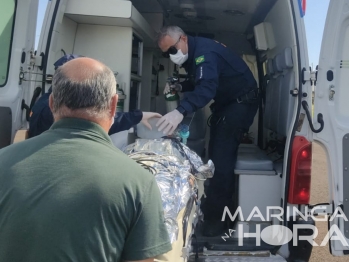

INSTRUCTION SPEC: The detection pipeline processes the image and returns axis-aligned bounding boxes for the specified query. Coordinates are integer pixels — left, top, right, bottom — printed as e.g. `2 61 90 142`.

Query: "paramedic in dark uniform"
29 54 161 138
156 26 259 237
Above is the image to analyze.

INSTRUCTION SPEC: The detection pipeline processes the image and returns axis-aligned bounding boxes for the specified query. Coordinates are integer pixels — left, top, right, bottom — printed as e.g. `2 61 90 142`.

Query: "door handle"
329 85 335 100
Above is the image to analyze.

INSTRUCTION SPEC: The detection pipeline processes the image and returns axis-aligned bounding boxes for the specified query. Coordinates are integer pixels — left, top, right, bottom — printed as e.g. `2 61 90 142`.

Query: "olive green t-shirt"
0 118 172 262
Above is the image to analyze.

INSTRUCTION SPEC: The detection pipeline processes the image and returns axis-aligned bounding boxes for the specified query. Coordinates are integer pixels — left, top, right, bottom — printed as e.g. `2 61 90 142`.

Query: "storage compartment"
131 34 143 76
65 0 156 45
129 79 141 110
253 22 276 51
235 144 282 222
46 0 157 112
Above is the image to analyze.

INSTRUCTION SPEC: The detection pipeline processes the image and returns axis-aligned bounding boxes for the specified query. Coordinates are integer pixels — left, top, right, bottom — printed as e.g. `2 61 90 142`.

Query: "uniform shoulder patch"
195 55 205 65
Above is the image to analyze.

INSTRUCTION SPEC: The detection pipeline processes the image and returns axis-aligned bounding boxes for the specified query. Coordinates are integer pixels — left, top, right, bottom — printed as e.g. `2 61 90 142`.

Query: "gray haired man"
0 57 172 262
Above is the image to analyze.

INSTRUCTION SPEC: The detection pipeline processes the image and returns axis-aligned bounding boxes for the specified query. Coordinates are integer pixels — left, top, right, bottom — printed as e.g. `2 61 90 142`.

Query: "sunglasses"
162 36 182 58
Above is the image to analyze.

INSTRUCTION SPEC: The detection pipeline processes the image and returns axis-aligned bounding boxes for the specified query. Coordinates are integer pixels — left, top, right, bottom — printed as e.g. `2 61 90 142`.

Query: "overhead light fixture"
183 8 197 19
179 0 195 10
224 9 245 16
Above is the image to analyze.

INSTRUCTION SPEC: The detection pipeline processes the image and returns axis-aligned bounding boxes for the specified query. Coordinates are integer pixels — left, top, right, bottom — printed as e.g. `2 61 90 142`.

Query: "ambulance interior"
37 0 300 258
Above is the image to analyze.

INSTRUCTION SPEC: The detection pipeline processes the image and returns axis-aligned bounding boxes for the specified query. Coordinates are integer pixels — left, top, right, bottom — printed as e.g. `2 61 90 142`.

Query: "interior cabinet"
64 0 156 112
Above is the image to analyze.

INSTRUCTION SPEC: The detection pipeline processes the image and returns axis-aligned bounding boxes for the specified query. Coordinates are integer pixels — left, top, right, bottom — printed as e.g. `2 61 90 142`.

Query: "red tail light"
288 136 312 204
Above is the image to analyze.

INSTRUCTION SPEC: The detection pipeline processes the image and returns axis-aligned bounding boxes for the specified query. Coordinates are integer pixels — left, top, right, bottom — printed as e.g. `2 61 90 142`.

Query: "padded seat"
235 144 275 175
235 144 281 222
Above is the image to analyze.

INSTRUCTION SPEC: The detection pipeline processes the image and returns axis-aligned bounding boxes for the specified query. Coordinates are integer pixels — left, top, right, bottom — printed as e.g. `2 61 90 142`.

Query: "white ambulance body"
1 0 349 261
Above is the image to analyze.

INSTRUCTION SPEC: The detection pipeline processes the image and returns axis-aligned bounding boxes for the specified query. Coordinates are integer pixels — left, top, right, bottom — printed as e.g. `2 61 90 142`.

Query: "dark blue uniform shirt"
28 92 53 138
28 88 142 138
177 36 257 114
108 110 142 135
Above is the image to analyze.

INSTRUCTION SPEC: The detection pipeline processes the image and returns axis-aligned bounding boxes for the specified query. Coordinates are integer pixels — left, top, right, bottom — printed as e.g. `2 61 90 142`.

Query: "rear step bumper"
189 252 286 261
191 216 315 262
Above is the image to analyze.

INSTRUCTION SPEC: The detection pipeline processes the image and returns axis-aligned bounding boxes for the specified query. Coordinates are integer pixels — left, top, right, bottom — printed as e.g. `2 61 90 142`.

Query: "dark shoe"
202 219 226 237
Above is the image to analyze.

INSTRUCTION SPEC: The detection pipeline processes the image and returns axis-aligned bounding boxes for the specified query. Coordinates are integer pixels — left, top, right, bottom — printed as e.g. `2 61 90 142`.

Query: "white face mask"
170 49 188 66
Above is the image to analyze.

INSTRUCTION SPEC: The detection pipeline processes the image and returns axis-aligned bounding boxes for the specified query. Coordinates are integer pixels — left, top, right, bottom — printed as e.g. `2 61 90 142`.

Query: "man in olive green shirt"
0 57 172 262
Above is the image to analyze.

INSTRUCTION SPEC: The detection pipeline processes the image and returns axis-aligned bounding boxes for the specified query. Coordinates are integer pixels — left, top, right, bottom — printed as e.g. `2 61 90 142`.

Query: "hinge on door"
19 67 24 85
301 67 316 84
30 50 43 68
308 203 333 216
290 88 299 97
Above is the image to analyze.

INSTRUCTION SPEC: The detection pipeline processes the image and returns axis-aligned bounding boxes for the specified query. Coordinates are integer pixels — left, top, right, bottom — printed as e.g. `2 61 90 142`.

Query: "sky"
35 0 330 68
35 0 47 48
304 0 330 69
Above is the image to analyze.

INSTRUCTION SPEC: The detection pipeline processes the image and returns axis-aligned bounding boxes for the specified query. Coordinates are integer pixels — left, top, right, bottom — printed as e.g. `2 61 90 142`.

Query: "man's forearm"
108 110 143 135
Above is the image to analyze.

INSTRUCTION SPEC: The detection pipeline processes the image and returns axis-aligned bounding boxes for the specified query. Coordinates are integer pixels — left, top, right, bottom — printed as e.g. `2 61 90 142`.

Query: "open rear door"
0 0 62 148
314 0 349 256
0 0 39 148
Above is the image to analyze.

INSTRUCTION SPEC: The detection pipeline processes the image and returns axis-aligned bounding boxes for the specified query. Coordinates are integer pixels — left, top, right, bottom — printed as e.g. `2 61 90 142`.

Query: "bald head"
49 57 117 131
62 57 105 81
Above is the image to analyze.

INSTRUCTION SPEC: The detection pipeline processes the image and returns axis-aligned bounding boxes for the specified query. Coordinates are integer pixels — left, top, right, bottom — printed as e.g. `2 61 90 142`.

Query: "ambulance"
1 0 349 261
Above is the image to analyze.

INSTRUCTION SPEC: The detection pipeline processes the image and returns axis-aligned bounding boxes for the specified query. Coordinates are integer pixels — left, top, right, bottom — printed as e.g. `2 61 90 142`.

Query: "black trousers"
202 99 259 221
